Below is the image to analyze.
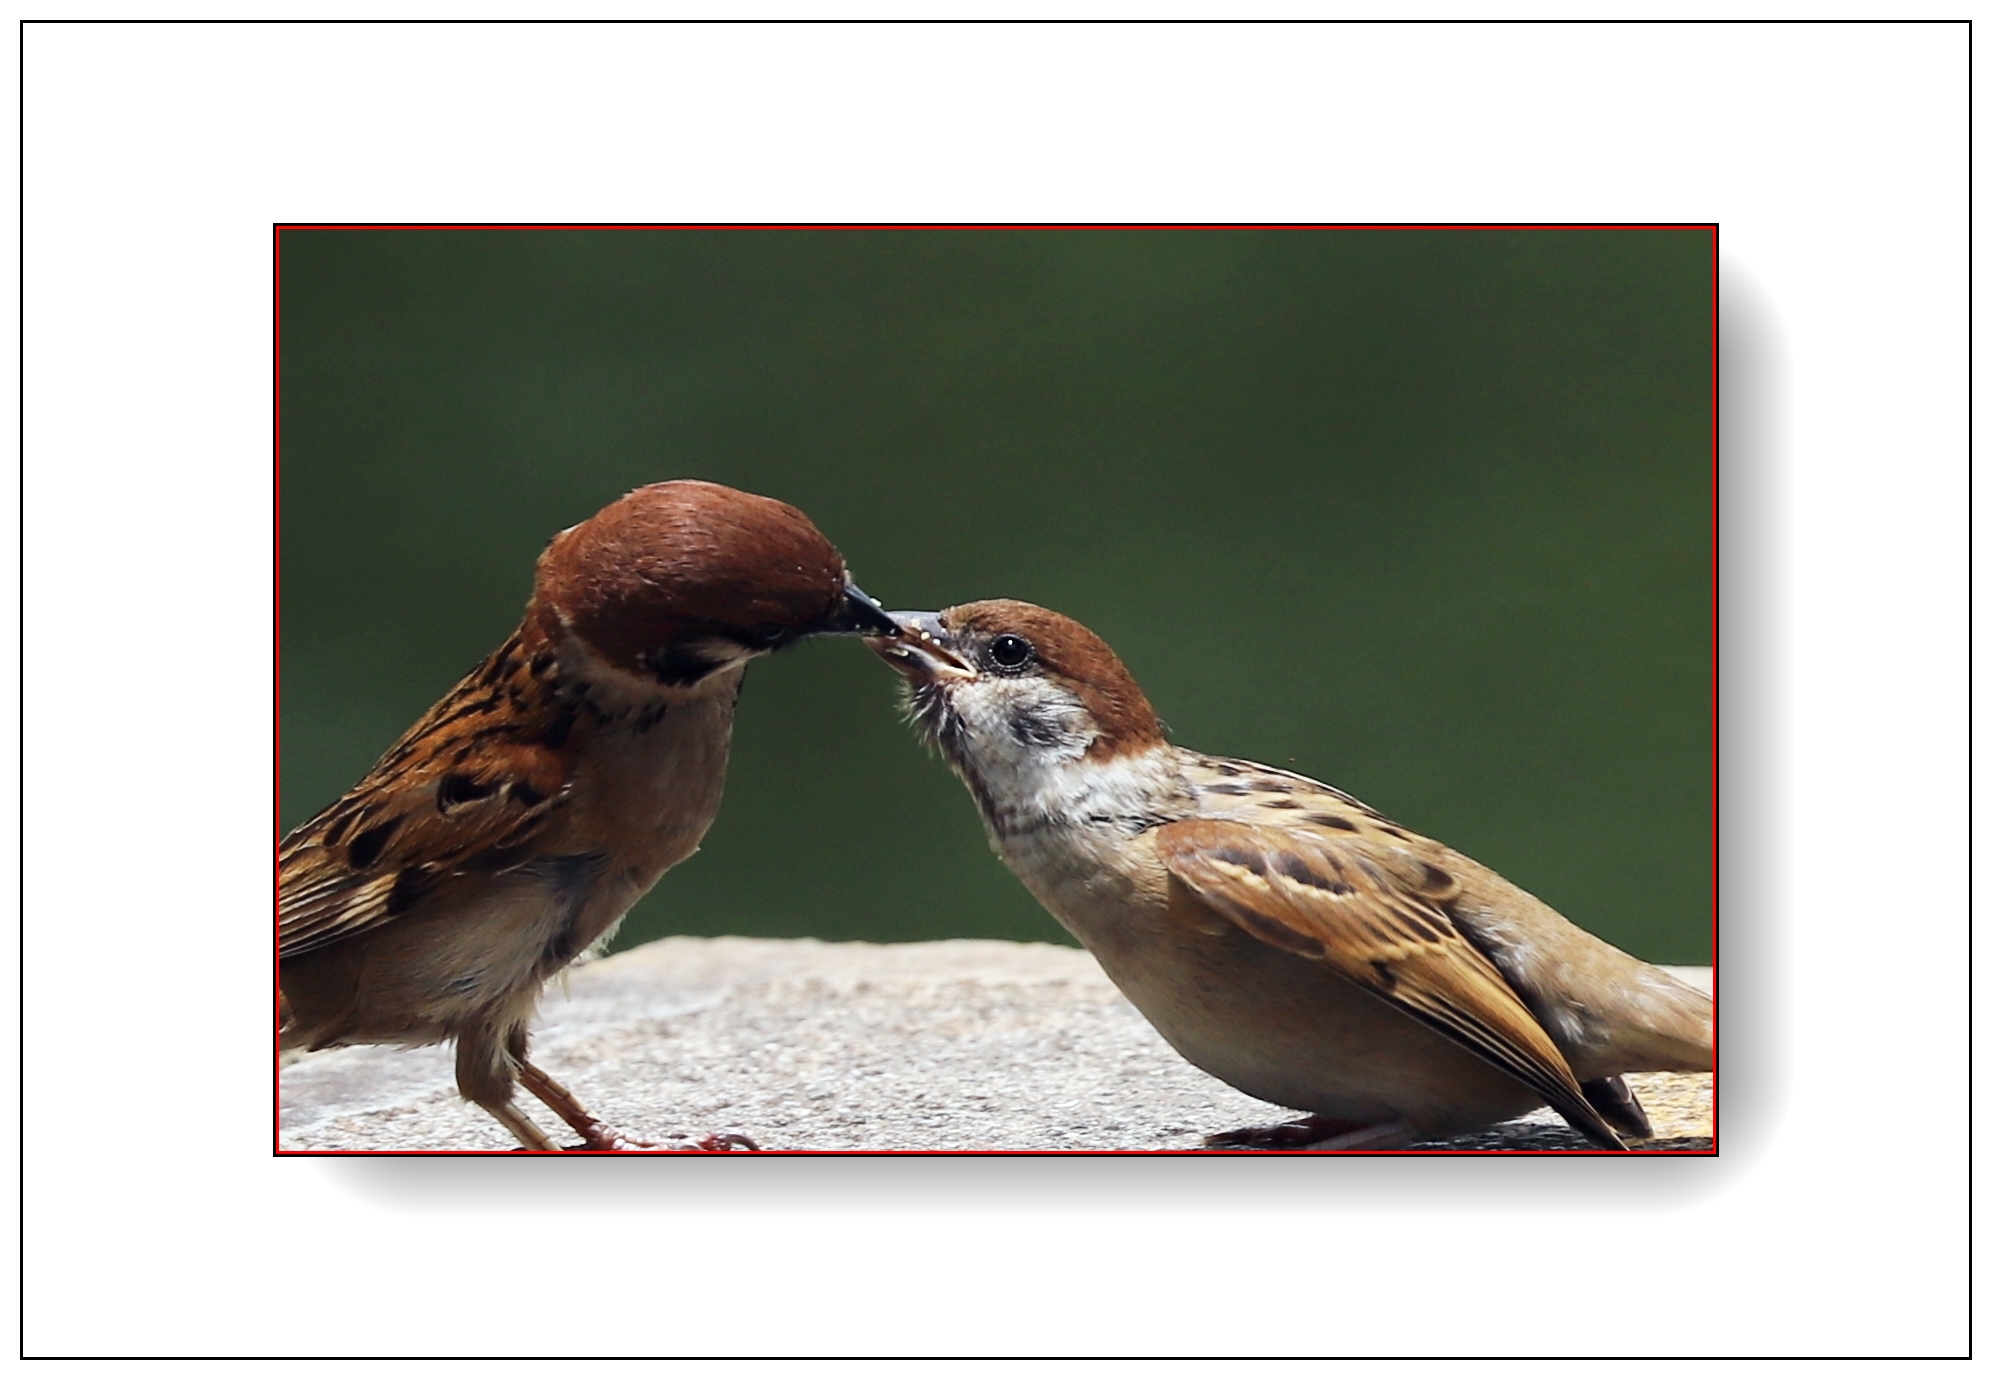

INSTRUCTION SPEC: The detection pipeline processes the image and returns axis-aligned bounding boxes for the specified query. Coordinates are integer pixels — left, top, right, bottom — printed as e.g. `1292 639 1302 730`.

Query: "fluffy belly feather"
1014 841 1545 1136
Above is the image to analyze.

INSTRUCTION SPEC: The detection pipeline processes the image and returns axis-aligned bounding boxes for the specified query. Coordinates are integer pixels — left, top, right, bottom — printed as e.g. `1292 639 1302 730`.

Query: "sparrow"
280 480 900 1151
867 600 1713 1151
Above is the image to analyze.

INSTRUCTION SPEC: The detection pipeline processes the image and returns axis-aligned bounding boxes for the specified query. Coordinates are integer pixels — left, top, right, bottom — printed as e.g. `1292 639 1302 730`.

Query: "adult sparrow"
280 480 899 1151
868 600 1713 1151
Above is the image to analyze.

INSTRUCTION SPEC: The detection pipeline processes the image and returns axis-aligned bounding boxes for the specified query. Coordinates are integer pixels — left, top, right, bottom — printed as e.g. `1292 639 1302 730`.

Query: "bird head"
866 600 1166 786
529 480 897 689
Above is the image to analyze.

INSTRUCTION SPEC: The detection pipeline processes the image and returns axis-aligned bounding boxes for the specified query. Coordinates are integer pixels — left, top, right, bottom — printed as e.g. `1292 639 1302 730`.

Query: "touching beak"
821 581 904 637
864 610 977 680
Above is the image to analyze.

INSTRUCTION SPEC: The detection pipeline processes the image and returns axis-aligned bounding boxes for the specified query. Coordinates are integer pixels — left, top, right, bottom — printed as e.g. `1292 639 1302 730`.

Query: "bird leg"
515 1059 648 1150
516 1059 759 1152
457 1026 564 1149
1580 1076 1653 1139
487 1099 562 1151
1205 1114 1417 1151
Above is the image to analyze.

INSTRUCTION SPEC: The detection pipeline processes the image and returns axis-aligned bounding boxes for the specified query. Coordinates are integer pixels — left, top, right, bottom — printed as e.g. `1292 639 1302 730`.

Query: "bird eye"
986 633 1035 671
748 623 788 647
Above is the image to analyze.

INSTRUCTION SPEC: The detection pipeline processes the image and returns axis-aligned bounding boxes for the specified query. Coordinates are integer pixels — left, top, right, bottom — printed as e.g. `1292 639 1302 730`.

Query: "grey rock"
279 936 1714 1153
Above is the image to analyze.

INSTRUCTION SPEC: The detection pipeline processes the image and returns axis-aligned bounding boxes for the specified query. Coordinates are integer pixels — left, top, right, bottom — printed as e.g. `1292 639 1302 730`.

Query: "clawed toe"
1206 1118 1347 1149
565 1127 761 1152
511 1059 759 1151
569 1127 655 1152
1195 1115 1370 1147
689 1133 760 1152
1205 1115 1414 1151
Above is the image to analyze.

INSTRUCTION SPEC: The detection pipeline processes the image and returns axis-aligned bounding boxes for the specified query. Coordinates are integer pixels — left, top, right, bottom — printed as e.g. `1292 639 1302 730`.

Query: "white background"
15 18 1971 1360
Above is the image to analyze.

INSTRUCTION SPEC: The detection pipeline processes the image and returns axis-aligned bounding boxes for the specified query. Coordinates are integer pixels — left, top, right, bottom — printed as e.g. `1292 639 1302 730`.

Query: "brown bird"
868 600 1713 1151
280 480 899 1151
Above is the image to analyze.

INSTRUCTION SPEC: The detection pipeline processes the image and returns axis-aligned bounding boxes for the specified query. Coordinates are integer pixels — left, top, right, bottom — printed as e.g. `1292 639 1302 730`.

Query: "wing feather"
278 634 576 958
1155 816 1625 1150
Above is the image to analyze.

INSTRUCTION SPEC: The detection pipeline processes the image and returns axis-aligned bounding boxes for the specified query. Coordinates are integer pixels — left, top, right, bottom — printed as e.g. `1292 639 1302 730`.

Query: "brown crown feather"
528 480 849 672
942 599 1167 757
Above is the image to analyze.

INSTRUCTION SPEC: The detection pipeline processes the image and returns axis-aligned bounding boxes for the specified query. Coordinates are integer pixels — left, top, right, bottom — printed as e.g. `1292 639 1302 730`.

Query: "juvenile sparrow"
280 480 899 1151
869 600 1713 1151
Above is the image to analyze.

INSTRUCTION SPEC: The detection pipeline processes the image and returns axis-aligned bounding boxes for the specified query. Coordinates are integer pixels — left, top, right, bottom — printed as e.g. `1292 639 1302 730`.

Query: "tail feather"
1615 967 1714 1073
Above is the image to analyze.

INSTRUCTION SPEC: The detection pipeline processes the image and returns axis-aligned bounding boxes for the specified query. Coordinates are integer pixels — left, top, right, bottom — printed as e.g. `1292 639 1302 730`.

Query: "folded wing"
279 642 576 958
1155 816 1625 1150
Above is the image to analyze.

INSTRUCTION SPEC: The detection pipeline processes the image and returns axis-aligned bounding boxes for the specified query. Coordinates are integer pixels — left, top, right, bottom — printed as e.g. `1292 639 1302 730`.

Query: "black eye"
748 623 788 648
986 633 1035 671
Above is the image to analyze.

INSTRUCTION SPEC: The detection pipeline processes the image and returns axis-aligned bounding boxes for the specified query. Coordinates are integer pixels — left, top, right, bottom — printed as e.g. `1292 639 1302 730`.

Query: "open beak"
820 581 903 637
865 610 976 680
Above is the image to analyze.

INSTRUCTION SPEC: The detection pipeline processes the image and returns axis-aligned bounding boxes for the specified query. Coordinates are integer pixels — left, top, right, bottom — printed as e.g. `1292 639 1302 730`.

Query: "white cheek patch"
941 678 1168 836
961 679 1097 767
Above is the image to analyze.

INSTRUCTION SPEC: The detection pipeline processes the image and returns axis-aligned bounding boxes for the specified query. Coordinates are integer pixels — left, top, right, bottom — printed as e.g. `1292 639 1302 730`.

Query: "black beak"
821 581 902 637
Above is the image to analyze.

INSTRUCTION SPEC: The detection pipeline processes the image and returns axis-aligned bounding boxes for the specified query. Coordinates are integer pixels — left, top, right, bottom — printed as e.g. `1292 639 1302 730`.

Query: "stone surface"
278 936 1714 1153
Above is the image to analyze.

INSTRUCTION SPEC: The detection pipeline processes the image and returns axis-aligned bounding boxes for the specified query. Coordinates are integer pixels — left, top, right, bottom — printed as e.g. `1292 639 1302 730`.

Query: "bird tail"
1613 967 1714 1073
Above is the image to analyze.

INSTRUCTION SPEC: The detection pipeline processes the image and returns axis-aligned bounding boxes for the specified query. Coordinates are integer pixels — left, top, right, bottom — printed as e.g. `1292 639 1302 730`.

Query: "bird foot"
509 1059 760 1151
1580 1075 1654 1140
1205 1115 1414 1151
563 1124 761 1153
1206 1114 1365 1149
686 1133 761 1153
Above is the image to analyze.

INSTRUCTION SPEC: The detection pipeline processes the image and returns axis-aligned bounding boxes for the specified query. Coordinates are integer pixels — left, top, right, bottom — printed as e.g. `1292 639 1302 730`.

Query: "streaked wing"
1155 815 1624 1149
279 632 576 957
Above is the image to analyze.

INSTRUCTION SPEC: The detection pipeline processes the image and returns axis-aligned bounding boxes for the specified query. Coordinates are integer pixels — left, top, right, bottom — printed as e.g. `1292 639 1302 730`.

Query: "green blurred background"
278 228 1712 963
